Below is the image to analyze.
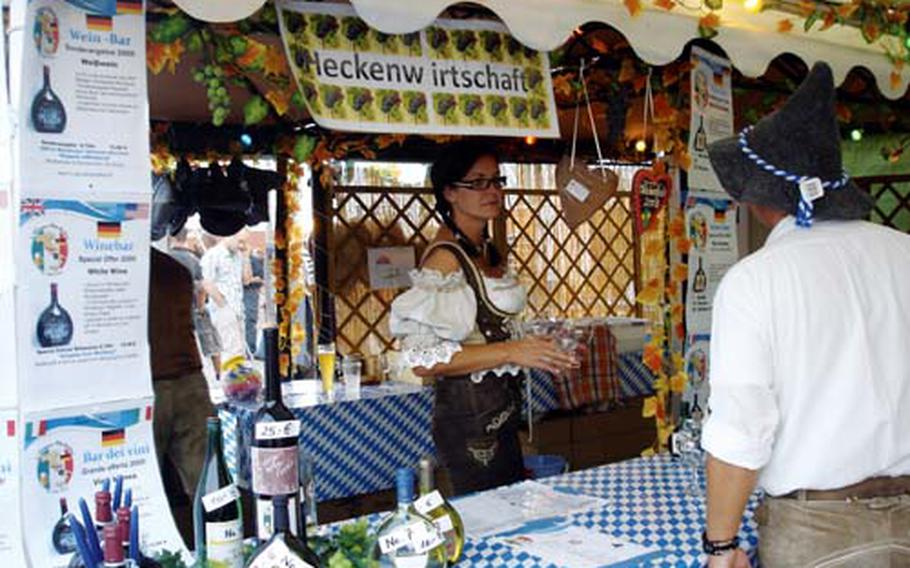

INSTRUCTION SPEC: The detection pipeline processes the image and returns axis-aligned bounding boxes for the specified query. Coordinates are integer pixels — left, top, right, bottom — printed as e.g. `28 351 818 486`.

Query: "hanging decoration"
632 167 673 234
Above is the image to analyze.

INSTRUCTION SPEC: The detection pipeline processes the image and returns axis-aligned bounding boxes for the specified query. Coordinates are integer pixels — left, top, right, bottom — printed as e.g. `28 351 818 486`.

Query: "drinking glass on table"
341 354 363 397
317 343 336 399
674 417 705 498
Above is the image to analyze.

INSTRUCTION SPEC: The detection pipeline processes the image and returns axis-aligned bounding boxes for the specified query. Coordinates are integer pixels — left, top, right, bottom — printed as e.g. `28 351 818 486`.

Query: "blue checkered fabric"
220 384 435 501
335 455 760 567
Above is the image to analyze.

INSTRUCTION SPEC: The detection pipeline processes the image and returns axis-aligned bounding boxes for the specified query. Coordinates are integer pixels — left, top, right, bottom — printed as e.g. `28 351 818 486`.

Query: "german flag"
97 221 121 239
116 0 142 15
86 14 113 31
714 208 726 223
101 429 126 447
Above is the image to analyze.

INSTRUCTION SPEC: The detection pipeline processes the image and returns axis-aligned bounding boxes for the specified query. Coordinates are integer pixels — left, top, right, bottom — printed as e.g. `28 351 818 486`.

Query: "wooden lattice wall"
856 175 910 233
330 184 638 355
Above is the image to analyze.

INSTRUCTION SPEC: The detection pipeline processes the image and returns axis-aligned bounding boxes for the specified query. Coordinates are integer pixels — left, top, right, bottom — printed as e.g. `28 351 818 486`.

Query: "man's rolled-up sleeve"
701 265 779 471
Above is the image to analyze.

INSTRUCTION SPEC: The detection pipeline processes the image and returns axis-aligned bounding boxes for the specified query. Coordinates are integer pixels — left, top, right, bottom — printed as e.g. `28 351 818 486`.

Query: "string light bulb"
850 128 863 142
635 139 647 153
744 0 763 13
525 135 537 145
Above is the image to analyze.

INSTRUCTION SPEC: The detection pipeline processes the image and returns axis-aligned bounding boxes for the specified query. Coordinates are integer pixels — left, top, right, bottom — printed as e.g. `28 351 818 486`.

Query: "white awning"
348 0 908 99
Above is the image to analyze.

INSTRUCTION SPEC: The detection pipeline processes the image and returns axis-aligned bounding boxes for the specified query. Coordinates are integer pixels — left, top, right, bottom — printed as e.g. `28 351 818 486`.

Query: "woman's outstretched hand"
506 336 577 375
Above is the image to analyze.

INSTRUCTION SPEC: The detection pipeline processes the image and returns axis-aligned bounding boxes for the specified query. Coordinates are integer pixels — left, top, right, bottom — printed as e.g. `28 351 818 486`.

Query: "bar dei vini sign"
276 1 560 137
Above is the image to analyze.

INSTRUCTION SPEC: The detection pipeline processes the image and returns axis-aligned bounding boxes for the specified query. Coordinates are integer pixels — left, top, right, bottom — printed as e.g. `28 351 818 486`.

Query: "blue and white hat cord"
738 126 851 228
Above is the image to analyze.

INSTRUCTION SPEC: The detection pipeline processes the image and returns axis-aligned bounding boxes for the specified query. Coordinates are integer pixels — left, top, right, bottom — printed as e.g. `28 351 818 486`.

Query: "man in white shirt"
200 233 247 357
701 62 910 567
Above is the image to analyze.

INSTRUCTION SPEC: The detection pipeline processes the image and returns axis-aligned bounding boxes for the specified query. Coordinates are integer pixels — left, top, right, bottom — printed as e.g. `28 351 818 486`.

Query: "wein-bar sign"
276 1 559 138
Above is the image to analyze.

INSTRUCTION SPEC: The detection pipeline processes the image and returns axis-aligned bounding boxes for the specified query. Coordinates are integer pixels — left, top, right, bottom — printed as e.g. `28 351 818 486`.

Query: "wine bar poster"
687 46 733 198
20 398 188 567
684 197 738 336
17 0 150 197
15 197 153 412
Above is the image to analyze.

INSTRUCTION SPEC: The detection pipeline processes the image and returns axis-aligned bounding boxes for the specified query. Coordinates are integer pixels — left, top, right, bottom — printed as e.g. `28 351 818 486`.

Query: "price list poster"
8 0 188 564
687 46 733 198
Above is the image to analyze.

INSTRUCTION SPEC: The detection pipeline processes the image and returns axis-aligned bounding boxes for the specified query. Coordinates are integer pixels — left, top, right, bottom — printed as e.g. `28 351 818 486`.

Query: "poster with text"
0 411 27 567
21 398 188 567
684 198 738 336
688 46 733 198
277 1 559 137
16 0 150 196
368 246 415 290
16 197 152 412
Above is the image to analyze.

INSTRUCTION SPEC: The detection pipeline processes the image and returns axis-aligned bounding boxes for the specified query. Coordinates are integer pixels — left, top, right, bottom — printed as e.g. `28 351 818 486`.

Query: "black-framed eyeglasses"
451 176 507 191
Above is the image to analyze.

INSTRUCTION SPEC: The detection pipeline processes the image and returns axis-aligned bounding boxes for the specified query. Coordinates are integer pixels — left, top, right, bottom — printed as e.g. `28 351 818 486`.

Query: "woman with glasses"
390 141 575 494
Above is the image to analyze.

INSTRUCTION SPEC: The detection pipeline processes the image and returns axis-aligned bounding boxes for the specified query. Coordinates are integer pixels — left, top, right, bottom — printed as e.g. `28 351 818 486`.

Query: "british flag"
21 199 45 219
124 202 149 220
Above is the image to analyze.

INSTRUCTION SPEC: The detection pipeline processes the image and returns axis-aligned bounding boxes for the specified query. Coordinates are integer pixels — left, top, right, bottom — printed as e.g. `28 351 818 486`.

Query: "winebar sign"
15 198 152 411
276 1 559 137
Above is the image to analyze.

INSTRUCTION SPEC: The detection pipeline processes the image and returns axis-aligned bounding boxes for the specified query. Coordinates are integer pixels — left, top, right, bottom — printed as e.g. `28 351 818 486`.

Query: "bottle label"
205 519 243 568
255 497 299 541
255 420 300 441
248 539 315 568
413 490 444 515
391 556 430 568
251 446 299 495
202 484 240 513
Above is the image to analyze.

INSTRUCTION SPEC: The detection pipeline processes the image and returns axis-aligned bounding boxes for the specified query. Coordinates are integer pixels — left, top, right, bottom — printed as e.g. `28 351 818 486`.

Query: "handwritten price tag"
434 514 454 533
201 484 240 513
378 522 444 555
413 490 444 515
255 420 301 441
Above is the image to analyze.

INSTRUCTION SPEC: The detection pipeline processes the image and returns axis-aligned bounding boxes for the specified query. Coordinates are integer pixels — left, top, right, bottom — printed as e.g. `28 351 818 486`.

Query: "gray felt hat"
707 62 872 223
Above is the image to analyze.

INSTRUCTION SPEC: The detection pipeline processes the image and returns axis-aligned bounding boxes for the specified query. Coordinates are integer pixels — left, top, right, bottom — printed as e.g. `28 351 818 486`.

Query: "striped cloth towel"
550 323 620 410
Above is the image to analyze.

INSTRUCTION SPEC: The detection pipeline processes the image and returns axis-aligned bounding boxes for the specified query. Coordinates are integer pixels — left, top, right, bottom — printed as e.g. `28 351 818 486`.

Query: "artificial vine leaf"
149 13 191 44
186 30 204 53
243 95 270 125
804 11 820 31
778 19 794 33
294 135 317 162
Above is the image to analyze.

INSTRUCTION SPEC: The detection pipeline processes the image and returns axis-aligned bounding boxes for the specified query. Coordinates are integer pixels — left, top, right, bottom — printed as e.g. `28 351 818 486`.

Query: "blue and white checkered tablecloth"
220 382 435 502
528 351 656 415
355 454 760 567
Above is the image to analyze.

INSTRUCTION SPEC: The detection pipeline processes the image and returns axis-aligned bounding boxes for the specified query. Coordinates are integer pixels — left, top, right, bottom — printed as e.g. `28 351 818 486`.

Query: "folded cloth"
550 323 620 410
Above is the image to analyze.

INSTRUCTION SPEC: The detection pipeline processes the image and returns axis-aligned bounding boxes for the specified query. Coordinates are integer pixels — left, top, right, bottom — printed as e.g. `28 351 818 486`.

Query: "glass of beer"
317 343 336 400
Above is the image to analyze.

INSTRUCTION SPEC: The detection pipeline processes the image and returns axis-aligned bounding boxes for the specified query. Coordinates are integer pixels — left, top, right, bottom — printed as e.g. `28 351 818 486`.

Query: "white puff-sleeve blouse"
389 267 527 382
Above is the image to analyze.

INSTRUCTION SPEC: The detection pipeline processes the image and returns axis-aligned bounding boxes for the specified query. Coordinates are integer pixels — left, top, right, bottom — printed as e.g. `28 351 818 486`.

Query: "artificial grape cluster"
193 64 231 126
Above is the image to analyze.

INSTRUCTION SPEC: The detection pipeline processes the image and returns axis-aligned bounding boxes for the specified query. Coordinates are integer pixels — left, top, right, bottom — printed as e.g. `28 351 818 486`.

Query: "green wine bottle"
193 417 244 567
415 457 464 564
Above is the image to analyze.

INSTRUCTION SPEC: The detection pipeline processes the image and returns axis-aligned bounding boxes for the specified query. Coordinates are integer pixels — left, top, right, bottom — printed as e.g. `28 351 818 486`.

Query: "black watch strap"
702 531 740 556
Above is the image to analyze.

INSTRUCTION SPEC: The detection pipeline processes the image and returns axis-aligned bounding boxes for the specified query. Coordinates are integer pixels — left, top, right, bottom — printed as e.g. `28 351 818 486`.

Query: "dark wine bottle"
116 507 130 552
95 490 113 530
31 65 66 133
693 257 707 293
694 115 707 152
36 283 73 347
102 524 125 568
193 417 244 568
52 498 76 554
245 495 320 568
251 328 301 542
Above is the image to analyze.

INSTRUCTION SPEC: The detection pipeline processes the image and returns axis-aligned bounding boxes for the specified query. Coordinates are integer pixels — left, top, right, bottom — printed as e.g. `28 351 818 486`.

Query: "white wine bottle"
415 457 464 564
372 468 446 568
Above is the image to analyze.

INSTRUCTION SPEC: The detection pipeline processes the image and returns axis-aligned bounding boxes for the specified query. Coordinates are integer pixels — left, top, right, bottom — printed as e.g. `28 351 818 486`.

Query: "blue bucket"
524 454 568 479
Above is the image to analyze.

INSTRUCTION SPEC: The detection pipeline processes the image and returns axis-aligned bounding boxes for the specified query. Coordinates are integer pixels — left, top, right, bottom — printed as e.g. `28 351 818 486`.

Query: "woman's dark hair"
429 140 502 267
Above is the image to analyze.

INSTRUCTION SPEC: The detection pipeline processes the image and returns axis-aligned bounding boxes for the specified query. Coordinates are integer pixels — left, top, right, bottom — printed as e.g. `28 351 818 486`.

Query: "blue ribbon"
737 126 850 228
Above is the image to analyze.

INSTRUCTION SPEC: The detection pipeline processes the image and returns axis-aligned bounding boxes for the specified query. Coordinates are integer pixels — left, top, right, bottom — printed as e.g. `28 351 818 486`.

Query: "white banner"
15 196 153 412
688 46 733 198
21 397 189 567
277 1 559 138
0 411 27 567
16 0 150 197
684 198 738 336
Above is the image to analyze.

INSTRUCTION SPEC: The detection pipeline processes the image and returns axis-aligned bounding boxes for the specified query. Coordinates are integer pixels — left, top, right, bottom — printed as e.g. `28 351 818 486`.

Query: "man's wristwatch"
702 531 740 556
